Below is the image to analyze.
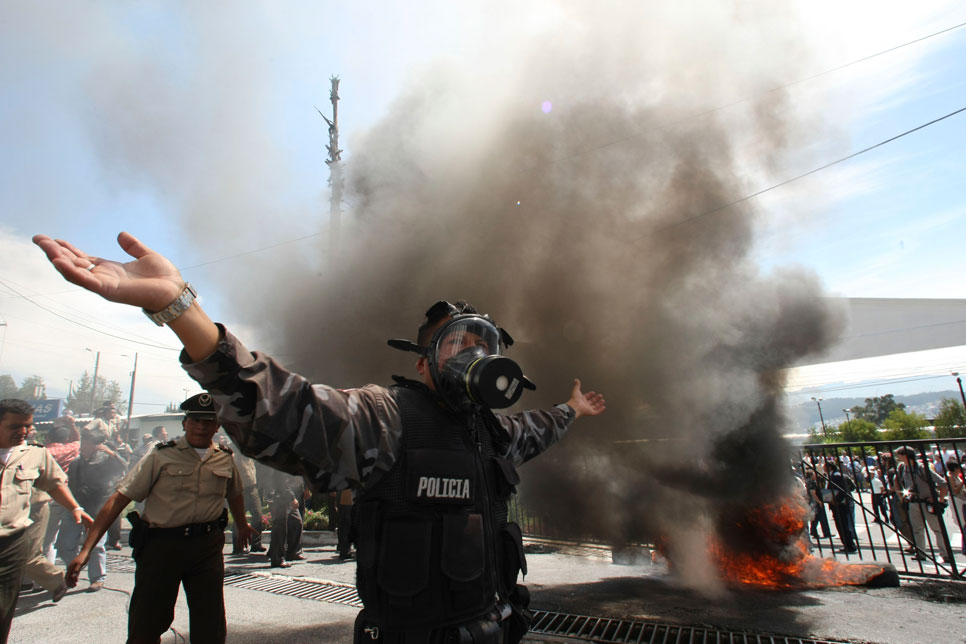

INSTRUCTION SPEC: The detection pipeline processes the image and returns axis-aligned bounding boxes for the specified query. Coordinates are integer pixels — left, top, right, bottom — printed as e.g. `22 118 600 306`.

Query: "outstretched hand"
566 379 606 419
32 232 185 312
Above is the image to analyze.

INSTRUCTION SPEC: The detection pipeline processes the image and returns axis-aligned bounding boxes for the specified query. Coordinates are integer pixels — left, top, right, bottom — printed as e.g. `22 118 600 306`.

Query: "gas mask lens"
434 320 501 364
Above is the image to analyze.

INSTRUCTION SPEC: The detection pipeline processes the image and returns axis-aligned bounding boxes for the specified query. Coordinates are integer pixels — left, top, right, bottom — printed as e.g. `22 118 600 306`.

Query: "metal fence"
509 437 966 580
800 437 965 579
507 494 553 540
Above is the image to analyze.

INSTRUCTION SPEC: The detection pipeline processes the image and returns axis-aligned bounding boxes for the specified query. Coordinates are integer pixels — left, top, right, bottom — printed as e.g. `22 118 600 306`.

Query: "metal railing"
800 438 965 579
509 438 965 580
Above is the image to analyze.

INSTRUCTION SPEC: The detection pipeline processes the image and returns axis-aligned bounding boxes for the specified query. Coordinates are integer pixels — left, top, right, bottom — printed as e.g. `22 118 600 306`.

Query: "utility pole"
811 396 828 439
953 372 966 414
125 353 138 435
86 348 101 416
318 76 343 261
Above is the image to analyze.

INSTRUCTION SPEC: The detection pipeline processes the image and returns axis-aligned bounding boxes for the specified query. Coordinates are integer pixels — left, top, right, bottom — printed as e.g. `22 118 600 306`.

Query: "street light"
85 348 101 415
952 372 966 413
811 396 828 438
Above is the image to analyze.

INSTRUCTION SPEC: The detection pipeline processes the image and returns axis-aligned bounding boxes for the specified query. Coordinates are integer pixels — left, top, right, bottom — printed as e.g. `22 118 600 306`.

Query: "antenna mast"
322 76 343 258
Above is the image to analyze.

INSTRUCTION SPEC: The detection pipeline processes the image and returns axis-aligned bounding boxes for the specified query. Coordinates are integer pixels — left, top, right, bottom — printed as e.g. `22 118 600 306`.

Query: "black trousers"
338 503 353 557
127 530 226 644
0 530 29 644
268 502 303 565
809 501 830 539
830 502 857 551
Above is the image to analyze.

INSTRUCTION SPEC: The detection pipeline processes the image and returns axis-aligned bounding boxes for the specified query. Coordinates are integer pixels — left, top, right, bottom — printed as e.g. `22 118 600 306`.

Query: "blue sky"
1 1 964 415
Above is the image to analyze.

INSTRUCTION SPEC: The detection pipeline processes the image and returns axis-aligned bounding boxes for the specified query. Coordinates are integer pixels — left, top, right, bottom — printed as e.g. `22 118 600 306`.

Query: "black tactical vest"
354 381 527 632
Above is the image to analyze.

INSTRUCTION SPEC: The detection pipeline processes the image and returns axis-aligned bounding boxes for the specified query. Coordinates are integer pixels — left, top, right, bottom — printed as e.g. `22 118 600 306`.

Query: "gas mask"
389 303 536 412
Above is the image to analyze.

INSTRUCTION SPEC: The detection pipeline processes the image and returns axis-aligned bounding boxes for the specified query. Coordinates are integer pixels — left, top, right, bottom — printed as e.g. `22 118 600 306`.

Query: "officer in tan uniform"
66 393 256 644
22 486 69 600
227 443 264 554
0 399 93 644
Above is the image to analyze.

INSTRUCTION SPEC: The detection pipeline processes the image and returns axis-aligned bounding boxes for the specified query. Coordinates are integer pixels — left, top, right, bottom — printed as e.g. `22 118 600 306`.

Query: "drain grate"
222 572 363 608
107 556 847 644
106 553 136 573
529 611 848 644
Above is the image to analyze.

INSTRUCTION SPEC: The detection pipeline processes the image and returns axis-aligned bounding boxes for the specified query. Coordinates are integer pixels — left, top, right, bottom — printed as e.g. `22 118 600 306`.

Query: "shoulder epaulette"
157 440 178 450
27 441 45 448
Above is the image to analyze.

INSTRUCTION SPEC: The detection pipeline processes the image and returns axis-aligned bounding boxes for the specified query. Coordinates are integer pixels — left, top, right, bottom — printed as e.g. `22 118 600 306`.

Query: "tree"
100 380 126 414
881 408 929 441
839 418 879 442
805 425 829 444
15 375 46 400
67 370 126 415
850 394 905 425
933 398 966 439
0 374 17 399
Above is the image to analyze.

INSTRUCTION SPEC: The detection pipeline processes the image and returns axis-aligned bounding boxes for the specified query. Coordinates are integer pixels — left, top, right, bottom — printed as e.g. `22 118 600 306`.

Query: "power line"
651 105 966 235
0 277 179 351
180 231 325 270
614 20 966 149
0 276 181 349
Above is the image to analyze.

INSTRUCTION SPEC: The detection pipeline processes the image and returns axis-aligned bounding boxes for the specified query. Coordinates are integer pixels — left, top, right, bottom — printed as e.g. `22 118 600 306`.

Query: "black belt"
149 519 223 538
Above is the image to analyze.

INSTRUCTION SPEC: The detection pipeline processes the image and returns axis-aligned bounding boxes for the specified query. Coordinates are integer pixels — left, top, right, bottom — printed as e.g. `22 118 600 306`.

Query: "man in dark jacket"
824 459 857 554
55 422 127 591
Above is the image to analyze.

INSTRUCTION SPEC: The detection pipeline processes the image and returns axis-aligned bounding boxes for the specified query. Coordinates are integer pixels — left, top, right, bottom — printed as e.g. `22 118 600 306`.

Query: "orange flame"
704 498 885 589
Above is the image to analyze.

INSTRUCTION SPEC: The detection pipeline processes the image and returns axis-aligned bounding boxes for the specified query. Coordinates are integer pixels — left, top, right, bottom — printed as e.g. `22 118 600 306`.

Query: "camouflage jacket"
182 325 576 493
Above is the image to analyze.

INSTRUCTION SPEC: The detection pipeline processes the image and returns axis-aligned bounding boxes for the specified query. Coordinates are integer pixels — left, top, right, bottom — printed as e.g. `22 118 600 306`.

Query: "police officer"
227 441 265 554
34 233 606 644
65 393 256 644
0 399 93 643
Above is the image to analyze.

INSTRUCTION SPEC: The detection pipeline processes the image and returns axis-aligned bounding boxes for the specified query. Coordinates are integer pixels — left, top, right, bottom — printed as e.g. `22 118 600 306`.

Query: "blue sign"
28 399 65 423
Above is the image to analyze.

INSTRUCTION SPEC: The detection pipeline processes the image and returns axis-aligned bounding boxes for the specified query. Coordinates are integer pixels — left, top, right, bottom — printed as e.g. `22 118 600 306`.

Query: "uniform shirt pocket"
202 465 234 497
14 468 40 495
159 463 195 495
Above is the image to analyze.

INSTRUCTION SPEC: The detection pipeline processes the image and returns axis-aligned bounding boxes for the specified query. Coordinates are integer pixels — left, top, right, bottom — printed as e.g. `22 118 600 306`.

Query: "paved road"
11 536 964 644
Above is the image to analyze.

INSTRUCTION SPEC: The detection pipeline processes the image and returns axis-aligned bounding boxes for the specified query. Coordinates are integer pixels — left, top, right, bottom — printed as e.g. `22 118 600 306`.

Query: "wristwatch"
143 283 197 326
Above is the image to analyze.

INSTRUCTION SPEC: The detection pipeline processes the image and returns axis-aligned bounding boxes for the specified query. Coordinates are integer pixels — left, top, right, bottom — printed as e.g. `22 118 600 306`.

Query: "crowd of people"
801 446 966 564
1 395 346 642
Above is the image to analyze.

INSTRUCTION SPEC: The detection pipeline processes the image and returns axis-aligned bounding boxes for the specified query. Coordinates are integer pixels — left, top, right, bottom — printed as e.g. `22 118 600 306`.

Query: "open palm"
33 232 185 312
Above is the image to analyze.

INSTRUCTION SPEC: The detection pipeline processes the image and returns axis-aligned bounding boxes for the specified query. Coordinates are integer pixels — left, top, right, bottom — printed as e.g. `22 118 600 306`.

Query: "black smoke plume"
234 3 846 592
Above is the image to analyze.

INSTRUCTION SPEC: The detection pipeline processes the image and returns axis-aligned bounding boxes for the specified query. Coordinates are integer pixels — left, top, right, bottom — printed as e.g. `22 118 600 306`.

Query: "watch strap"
143 283 197 326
